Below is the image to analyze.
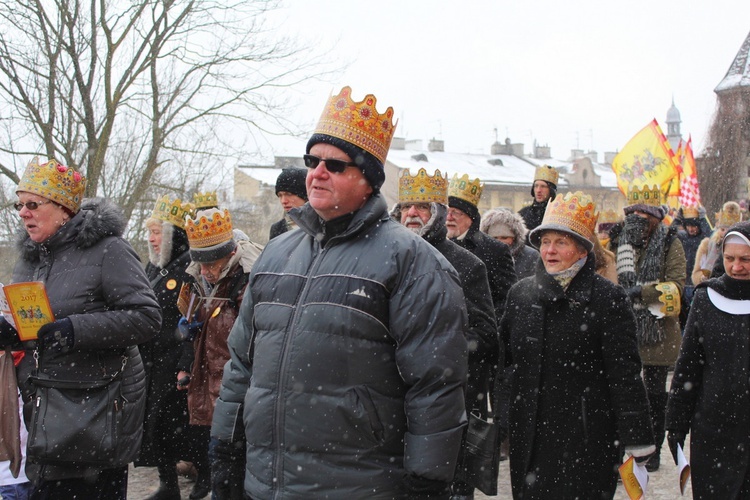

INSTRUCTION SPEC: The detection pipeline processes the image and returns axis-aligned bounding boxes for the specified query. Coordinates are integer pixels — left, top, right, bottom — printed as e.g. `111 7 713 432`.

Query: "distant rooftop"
716 29 750 93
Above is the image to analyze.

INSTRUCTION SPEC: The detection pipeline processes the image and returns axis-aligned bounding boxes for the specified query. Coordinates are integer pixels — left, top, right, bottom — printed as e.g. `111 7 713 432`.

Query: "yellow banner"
612 119 679 196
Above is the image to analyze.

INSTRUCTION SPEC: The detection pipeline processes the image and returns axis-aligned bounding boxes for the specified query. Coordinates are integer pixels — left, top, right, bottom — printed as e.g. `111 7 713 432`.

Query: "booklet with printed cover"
619 455 648 500
0 282 54 341
177 282 203 319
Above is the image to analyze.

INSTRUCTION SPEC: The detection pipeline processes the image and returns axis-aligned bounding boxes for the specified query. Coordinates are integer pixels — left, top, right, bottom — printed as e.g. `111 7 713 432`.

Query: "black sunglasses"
303 154 357 174
13 200 51 211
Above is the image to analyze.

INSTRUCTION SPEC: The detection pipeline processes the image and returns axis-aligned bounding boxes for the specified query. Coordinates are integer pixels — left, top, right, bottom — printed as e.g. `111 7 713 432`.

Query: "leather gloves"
209 437 246 500
0 317 20 348
37 318 74 352
177 316 204 342
624 285 642 300
403 474 451 499
668 430 687 465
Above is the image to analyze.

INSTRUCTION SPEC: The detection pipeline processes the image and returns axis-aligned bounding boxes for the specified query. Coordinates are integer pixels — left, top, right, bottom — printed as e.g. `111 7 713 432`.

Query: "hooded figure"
480 208 540 280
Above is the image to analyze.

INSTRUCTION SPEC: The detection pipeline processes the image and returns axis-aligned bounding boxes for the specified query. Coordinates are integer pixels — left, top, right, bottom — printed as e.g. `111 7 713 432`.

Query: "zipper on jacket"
271 242 325 499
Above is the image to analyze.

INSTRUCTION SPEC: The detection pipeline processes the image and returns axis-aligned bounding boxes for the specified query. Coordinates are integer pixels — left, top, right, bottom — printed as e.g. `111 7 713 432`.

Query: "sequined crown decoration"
626 184 662 207
17 157 87 213
534 165 559 185
193 191 218 211
597 209 622 225
681 205 700 219
185 208 233 249
716 201 742 227
448 174 483 207
313 86 397 164
399 168 448 204
541 191 599 242
151 195 193 230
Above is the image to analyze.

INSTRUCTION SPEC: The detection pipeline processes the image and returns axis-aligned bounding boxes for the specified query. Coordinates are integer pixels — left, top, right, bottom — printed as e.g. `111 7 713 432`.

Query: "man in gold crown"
137 195 195 500
211 87 469 499
391 168 498 498
447 174 517 327
616 185 686 472
178 207 262 500
502 191 654 499
518 165 559 233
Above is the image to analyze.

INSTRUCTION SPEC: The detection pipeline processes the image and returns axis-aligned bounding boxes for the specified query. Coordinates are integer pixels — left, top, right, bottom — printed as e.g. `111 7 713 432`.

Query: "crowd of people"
0 85 749 500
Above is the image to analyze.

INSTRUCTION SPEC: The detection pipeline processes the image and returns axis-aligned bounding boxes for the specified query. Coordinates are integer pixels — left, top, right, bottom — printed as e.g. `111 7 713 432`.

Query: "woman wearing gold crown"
500 191 654 499
0 157 160 498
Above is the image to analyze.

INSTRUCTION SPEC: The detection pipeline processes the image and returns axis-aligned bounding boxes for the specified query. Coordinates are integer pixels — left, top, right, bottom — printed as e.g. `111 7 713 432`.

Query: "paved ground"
128 436 692 499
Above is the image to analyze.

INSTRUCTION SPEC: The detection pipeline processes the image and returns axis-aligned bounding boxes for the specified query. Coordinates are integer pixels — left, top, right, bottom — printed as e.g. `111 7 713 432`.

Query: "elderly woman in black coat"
501 192 654 499
667 221 750 499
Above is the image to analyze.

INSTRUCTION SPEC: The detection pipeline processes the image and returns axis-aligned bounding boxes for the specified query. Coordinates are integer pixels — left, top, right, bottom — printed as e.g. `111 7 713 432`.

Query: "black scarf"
702 274 750 301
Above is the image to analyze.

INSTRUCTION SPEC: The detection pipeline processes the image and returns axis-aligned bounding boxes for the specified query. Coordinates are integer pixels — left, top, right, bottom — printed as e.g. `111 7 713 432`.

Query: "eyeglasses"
303 154 357 173
447 208 468 219
13 200 51 211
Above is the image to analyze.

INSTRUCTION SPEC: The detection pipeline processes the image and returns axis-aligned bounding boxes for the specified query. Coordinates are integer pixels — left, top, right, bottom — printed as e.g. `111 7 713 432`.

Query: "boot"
189 467 211 500
145 464 181 500
646 391 668 472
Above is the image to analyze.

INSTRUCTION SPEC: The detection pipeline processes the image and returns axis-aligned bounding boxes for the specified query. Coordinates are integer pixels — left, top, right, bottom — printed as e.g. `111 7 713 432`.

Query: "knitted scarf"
549 256 587 291
617 216 669 346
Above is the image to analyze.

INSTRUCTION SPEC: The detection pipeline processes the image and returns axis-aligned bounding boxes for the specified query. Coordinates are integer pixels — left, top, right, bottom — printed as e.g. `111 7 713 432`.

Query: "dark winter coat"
183 239 260 427
518 201 546 233
678 230 704 287
212 193 469 499
137 223 192 466
514 245 540 280
501 257 653 499
666 276 750 499
269 218 288 240
13 198 161 481
451 219 517 325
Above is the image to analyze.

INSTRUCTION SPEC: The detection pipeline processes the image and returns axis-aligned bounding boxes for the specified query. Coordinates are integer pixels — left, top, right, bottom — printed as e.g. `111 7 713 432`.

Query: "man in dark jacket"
137 195 195 500
210 86 469 499
446 174 517 325
268 167 308 240
676 205 705 326
517 164 558 233
392 167 497 499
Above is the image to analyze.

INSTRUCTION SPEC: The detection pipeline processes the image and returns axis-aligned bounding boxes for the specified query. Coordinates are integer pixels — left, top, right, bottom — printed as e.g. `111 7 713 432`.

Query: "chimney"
604 151 618 165
428 138 444 152
491 141 504 155
586 151 598 163
391 137 405 150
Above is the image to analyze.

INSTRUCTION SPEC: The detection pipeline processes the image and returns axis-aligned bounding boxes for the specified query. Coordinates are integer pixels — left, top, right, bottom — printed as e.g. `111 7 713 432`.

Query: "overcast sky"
259 0 750 163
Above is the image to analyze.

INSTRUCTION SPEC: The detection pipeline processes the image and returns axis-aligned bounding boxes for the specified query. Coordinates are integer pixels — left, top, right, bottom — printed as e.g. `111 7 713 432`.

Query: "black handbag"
455 412 501 496
27 353 144 468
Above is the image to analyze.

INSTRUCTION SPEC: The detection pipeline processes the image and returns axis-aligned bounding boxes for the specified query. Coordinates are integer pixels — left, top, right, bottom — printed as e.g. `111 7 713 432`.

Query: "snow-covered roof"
386 148 569 187
716 30 750 93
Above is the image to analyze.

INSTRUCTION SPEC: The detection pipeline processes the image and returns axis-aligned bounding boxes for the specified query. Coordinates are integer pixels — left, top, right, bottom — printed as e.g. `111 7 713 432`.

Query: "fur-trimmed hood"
16 197 127 263
480 208 528 255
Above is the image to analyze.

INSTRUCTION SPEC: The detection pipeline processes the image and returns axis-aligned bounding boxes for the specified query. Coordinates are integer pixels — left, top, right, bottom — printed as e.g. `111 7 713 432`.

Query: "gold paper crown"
193 191 218 211
681 205 700 219
151 195 193 230
534 165 559 185
541 191 599 243
597 209 622 225
626 184 662 207
313 86 397 164
448 174 483 207
399 168 448 204
649 282 681 318
17 157 87 213
716 201 742 227
185 208 233 249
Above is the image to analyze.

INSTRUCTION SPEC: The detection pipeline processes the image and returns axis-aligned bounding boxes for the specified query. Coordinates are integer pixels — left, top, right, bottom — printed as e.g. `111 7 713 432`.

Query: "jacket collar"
534 253 596 306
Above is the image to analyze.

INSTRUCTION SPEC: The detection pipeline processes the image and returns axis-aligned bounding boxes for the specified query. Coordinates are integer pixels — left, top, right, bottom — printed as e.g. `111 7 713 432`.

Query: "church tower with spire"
665 98 682 153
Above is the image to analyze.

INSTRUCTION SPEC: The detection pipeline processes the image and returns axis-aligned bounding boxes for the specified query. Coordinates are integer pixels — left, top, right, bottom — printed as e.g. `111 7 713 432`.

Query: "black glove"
177 316 204 342
403 474 451 499
0 317 20 348
209 437 246 500
37 318 74 352
624 285 642 300
668 430 687 465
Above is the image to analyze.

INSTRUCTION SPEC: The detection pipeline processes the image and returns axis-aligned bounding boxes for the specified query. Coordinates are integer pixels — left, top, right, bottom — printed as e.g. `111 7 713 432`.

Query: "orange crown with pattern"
17 157 86 213
150 195 193 230
399 168 448 204
312 86 396 165
448 174 484 207
193 191 219 211
681 205 700 219
186 208 233 249
597 209 622 226
530 191 599 251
